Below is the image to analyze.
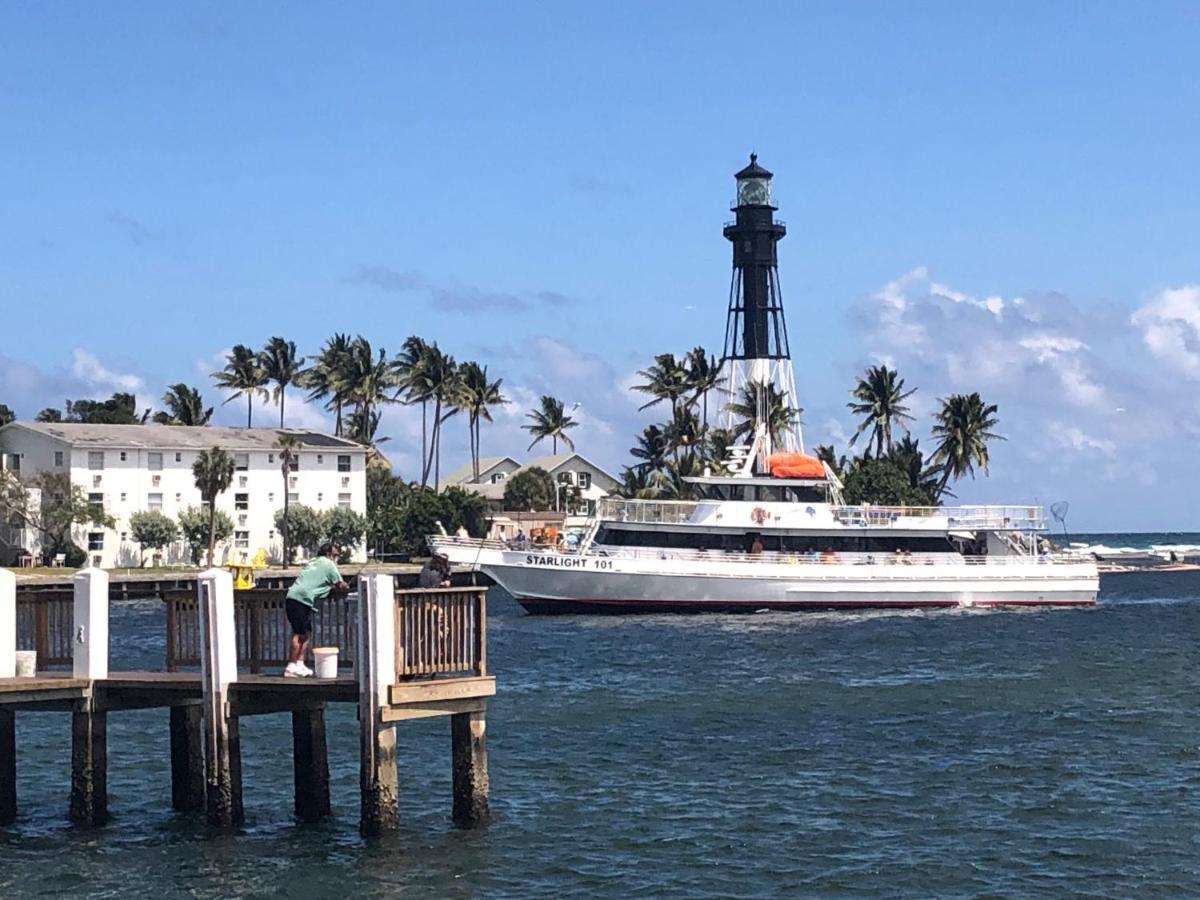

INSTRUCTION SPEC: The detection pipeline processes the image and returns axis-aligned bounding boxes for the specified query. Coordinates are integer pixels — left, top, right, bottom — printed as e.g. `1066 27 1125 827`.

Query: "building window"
338 493 352 509
148 493 163 511
120 492 127 503
119 532 127 542
268 492 275 503
268 453 274 464
289 476 297 489
337 455 351 472
119 451 127 462
491 472 506 484
87 451 104 470
287 492 299 504
238 476 248 488
269 529 276 540
175 493 181 503
317 492 323 503
557 472 573 485
175 452 182 463
234 531 249 549
341 477 350 488
288 455 299 472
54 451 64 467
148 452 163 470
87 532 104 551
5 454 19 472
317 454 324 465
234 452 249 471
88 493 103 515
151 475 161 487
238 514 247 526
235 493 249 511
578 472 592 490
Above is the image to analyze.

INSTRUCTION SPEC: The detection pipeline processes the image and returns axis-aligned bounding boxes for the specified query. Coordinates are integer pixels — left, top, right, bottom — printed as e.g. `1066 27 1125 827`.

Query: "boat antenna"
1049 501 1070 544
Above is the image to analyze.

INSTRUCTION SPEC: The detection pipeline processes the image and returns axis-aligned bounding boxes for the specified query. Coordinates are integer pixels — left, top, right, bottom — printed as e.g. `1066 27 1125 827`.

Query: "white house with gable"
439 452 620 515
0 422 367 567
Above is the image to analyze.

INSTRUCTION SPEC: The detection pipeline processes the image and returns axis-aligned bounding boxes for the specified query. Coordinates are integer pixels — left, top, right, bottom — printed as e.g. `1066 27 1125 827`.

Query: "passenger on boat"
749 536 764 556
821 548 837 563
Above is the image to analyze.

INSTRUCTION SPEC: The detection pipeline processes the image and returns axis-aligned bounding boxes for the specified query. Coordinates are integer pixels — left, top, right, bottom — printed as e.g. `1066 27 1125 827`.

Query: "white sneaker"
283 661 308 678
297 662 314 677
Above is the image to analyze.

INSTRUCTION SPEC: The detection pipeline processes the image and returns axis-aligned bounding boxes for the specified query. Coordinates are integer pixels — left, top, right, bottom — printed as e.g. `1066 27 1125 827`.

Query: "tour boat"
429 155 1099 613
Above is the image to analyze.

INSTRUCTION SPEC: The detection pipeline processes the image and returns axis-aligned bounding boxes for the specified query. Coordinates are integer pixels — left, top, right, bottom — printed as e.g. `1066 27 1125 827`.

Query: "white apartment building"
0 423 368 568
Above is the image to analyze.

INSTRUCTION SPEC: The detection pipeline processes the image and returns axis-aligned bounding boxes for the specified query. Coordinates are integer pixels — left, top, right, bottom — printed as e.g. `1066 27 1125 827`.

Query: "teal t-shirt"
286 556 342 609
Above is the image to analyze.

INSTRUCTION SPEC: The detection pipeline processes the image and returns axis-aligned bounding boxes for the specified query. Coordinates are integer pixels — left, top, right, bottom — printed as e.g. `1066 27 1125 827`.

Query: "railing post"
357 573 398 835
198 568 242 827
0 569 14 679
72 569 109 680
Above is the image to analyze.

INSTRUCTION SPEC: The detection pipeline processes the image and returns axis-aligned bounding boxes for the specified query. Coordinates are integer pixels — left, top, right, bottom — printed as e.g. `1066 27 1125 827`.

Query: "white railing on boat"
429 536 1082 567
598 498 698 524
830 505 1045 530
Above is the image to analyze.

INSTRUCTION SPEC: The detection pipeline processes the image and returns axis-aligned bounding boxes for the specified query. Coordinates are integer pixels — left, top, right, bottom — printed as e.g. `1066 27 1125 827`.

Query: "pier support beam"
0 708 15 825
198 568 243 827
69 702 107 826
451 708 490 827
0 568 15 679
358 573 399 835
292 706 330 822
169 705 205 812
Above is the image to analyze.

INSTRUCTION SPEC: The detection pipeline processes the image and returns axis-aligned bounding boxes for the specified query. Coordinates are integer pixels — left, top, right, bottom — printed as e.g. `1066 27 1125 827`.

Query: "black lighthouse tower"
721 154 790 362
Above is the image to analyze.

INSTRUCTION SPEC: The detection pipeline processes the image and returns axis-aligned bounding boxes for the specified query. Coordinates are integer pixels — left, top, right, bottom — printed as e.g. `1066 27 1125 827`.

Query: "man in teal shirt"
284 542 349 677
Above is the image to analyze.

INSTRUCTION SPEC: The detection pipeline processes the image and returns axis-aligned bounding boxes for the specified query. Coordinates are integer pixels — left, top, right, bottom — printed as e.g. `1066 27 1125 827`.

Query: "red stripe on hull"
515 596 1096 615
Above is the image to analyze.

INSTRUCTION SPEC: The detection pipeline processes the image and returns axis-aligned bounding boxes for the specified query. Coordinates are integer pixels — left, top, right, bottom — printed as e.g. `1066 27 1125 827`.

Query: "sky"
2 3 1199 531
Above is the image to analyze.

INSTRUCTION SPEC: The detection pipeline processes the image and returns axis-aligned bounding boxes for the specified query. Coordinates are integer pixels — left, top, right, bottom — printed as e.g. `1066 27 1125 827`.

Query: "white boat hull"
432 542 1100 614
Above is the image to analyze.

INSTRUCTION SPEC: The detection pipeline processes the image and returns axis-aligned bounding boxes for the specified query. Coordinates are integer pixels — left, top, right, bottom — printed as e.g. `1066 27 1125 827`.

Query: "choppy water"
3 573 1199 898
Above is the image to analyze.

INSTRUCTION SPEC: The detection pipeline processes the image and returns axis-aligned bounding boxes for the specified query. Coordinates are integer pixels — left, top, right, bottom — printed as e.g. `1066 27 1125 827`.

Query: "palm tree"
342 337 397 446
630 424 669 474
276 434 300 565
212 344 270 427
930 393 1003 498
704 427 736 473
524 395 578 454
301 333 355 435
634 353 691 417
260 337 303 427
663 406 702 460
814 444 849 481
458 361 507 481
684 347 723 426
192 447 235 566
725 382 800 445
848 365 916 458
887 436 942 504
393 336 433 484
153 384 213 426
415 344 460 489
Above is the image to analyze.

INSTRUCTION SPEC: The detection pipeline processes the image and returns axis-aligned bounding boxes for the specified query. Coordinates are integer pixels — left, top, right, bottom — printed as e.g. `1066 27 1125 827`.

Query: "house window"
87 451 104 470
238 476 248 488
337 455 351 472
235 493 249 511
175 452 182 462
148 452 163 470
54 450 64 467
491 472 507 484
268 492 275 503
287 492 299 504
341 477 350 488
317 492 323 503
557 472 573 485
119 451 127 462
238 514 247 526
87 532 104 551
5 454 19 472
234 530 249 549
578 472 592 490
119 532 127 541
120 492 127 503
175 493 181 503
152 475 161 487
338 493 352 509
148 493 163 511
234 452 249 471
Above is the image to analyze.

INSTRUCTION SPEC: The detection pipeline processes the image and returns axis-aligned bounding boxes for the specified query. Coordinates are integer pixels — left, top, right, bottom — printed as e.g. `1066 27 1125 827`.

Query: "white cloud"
70 349 144 395
1131 284 1200 378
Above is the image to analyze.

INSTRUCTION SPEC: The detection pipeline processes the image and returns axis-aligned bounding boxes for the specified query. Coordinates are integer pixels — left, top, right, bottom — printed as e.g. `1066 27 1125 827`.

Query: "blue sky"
2 3 1199 530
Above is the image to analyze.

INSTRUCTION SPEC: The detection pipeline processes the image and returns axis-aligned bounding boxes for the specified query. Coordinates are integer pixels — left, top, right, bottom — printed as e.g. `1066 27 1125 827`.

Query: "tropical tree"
177 505 234 565
35 408 63 423
630 424 669 475
0 471 114 565
649 451 706 500
342 337 397 446
274 504 324 557
634 353 690 417
663 406 703 460
260 337 303 427
416 344 460 489
814 444 849 482
725 382 800 445
847 365 916 458
212 344 269 427
502 467 556 511
887 436 942 505
300 333 354 435
617 466 658 499
523 395 578 454
320 507 368 559
684 347 723 425
152 384 213 426
842 457 933 507
930 392 1003 498
191 447 235 566
458 361 507 482
703 427 736 473
275 434 300 564
128 510 179 565
393 336 433 483
0 404 14 427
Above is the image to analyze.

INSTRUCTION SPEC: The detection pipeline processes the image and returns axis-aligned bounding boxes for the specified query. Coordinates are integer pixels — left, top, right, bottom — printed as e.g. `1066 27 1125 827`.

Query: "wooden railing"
165 589 357 673
393 587 487 679
15 590 74 669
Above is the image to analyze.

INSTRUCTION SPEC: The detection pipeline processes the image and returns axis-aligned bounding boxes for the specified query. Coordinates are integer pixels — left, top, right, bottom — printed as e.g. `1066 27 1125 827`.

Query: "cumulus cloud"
347 266 576 313
71 350 144 394
1131 284 1200 378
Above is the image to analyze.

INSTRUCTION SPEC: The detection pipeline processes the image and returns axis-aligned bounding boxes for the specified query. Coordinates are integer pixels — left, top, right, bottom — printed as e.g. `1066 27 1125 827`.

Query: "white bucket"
312 647 338 679
14 651 37 678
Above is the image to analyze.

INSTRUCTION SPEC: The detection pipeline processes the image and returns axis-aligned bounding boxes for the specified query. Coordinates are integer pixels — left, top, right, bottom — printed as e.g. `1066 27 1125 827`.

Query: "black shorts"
285 597 314 636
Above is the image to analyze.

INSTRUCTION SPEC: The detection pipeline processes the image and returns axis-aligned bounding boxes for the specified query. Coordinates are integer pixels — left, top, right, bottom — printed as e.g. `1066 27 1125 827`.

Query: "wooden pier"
0 567 494 832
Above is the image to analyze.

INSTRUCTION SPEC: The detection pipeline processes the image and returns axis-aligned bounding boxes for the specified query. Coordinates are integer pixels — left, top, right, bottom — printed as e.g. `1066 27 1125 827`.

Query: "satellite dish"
1049 501 1070 542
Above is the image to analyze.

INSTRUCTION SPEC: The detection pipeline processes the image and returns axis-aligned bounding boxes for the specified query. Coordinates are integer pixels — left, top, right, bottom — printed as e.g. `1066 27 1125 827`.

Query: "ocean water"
2 573 1199 897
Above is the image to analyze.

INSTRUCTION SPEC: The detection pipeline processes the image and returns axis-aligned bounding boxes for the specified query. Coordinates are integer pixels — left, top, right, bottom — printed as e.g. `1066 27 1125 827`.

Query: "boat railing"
830 505 1045 530
585 547 1076 566
596 498 699 525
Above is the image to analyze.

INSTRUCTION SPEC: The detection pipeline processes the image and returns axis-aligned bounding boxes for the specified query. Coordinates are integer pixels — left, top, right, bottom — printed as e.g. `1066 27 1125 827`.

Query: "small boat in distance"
430 155 1099 613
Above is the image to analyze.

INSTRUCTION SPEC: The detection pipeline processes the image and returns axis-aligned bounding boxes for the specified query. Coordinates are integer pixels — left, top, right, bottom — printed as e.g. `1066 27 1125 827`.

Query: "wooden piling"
360 722 399 835
358 573 400 835
169 705 205 811
0 708 15 825
69 703 108 826
451 709 490 827
291 706 331 822
199 569 243 827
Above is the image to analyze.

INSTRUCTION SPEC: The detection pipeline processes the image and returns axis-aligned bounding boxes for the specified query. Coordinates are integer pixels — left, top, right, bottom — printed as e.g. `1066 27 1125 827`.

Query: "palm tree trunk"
420 401 428 486
423 399 441 487
207 505 216 567
279 386 286 427
335 400 342 436
246 393 253 428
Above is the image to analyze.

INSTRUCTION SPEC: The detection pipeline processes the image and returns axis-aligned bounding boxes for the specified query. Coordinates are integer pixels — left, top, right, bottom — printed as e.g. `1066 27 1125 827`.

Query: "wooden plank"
388 676 496 707
380 698 487 723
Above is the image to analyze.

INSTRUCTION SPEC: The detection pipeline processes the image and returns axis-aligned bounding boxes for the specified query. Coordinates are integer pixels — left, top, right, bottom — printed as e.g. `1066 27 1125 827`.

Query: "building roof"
735 152 773 180
524 452 621 486
1 422 366 452
438 456 518 489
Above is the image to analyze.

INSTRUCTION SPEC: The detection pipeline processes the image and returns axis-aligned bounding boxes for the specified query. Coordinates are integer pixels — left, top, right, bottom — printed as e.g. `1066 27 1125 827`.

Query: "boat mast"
720 154 803 469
